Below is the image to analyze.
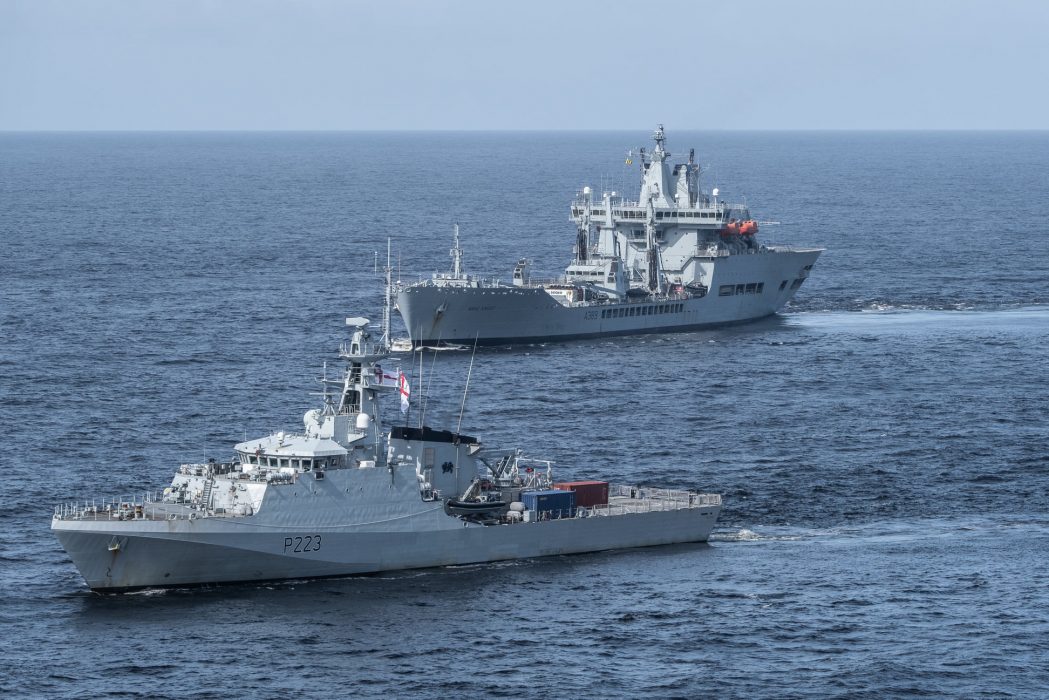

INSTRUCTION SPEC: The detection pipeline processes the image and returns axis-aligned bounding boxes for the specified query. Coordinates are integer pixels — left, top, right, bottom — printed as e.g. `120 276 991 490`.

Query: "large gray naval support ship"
52 318 721 592
397 125 823 346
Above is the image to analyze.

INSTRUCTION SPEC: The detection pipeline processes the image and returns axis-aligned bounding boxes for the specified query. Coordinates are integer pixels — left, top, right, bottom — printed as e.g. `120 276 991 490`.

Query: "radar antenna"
653 123 666 151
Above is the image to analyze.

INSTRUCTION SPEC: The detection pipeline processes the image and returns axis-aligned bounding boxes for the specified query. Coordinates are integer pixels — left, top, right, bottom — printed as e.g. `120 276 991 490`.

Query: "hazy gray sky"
2 0 1047 130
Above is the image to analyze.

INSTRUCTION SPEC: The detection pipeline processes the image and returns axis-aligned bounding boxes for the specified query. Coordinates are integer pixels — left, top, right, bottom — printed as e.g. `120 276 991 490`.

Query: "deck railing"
54 484 720 524
53 491 211 522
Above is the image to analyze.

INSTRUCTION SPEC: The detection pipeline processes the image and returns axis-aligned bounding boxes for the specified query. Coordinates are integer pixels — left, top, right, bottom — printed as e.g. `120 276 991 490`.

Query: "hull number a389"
284 535 321 553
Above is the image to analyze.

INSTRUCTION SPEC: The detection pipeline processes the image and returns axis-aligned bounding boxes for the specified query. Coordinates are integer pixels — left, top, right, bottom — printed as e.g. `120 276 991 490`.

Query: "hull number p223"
284 535 322 553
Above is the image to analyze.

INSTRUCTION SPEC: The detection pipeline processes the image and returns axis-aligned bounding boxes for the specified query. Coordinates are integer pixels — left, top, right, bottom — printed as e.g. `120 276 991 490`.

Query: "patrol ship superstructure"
397 125 823 346
52 319 721 592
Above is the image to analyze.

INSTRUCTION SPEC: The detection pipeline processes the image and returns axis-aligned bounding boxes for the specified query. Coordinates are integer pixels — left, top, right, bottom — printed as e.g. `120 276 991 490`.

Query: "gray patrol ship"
52 318 722 592
397 125 823 346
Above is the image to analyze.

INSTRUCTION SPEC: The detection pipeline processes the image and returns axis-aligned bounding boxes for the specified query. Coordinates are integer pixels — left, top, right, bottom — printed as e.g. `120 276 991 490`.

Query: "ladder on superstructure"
201 477 214 511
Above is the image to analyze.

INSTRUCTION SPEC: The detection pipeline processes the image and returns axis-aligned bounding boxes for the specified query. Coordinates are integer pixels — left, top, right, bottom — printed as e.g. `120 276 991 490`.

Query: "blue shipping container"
522 489 576 519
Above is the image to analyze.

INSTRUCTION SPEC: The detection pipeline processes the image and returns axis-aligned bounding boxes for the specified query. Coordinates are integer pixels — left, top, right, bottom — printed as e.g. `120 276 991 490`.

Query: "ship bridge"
569 125 762 292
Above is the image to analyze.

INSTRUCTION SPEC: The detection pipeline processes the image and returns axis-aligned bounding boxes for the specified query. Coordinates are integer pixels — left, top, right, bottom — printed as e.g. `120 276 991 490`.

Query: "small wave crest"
786 303 1049 332
711 528 806 542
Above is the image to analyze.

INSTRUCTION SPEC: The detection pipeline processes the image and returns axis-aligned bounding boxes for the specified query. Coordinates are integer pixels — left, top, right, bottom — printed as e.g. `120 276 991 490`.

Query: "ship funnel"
512 259 531 287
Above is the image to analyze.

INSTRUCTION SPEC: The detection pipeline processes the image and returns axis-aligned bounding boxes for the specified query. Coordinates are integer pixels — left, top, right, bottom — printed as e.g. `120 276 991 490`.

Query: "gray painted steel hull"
51 314 725 593
398 249 821 346
53 507 719 592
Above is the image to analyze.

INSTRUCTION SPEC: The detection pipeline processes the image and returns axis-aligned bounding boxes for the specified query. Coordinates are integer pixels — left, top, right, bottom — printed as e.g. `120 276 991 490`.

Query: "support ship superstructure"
52 319 721 592
397 126 823 346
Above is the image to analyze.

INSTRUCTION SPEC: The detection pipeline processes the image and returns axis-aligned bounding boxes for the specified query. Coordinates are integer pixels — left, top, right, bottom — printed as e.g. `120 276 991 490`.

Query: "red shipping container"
553 481 609 507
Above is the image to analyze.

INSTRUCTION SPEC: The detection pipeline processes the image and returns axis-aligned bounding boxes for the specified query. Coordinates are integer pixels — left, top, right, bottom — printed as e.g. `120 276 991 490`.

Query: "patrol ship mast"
396 125 823 346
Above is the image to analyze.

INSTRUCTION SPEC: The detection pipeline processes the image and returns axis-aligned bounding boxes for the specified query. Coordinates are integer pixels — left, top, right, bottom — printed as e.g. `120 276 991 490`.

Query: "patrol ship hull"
53 503 718 592
52 317 722 593
53 460 719 592
398 247 821 346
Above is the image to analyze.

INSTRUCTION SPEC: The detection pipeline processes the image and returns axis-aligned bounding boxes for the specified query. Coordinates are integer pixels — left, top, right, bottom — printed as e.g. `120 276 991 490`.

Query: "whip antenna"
419 337 441 428
456 335 479 434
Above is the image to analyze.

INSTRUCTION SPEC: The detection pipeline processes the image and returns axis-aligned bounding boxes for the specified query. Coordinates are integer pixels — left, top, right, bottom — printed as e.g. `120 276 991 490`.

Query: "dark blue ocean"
2 131 1049 699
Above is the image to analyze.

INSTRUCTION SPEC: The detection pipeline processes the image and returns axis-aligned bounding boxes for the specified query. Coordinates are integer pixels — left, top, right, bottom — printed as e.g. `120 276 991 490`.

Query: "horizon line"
2 127 1048 134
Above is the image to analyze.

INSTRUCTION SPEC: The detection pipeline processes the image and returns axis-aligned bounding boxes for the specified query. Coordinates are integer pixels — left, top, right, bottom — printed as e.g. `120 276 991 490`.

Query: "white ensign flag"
399 372 410 414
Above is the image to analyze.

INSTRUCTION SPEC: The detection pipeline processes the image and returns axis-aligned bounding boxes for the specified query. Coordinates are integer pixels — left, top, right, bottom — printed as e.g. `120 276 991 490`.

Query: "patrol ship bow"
397 125 823 346
52 318 721 592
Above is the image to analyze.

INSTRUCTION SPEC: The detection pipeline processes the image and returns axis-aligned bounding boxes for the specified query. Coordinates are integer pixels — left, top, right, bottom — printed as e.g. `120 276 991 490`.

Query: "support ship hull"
398 248 821 346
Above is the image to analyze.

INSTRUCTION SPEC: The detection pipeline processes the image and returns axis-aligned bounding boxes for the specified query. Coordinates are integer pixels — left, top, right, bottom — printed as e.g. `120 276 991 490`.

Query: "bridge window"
719 285 734 296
